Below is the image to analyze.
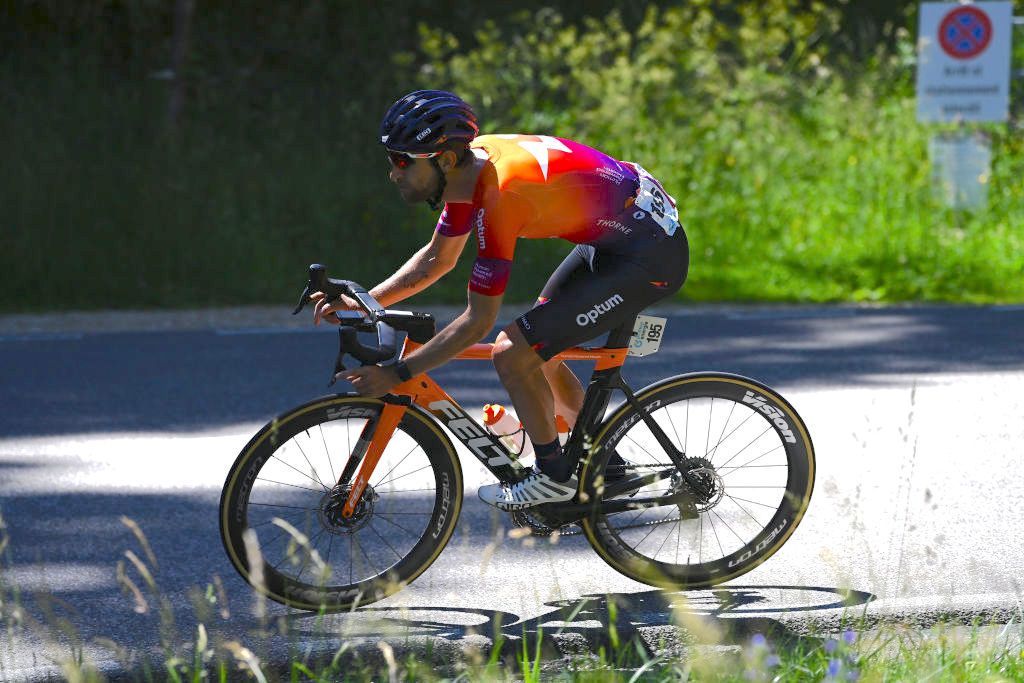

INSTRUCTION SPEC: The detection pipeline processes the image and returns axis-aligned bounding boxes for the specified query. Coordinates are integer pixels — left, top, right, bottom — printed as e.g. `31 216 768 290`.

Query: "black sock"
534 439 574 482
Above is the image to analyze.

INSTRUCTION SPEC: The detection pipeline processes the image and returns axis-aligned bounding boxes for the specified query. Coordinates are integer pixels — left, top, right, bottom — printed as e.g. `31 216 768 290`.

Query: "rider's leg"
492 325 580 483
492 325 558 447
541 359 584 428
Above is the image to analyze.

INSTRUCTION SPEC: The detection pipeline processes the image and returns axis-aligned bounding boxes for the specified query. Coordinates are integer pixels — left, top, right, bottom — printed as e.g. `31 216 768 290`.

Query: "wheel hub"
319 484 377 534
672 457 725 512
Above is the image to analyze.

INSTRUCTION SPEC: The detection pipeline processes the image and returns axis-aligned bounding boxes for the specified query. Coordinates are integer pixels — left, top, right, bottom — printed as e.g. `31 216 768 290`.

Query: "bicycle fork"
335 396 410 518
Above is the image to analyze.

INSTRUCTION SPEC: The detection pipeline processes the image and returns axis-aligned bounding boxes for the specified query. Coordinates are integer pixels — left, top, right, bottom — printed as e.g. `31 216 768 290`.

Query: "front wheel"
580 373 814 589
219 395 463 611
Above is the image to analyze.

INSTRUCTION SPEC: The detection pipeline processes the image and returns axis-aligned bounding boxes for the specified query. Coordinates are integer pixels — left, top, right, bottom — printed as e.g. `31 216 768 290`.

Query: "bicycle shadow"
288 584 875 670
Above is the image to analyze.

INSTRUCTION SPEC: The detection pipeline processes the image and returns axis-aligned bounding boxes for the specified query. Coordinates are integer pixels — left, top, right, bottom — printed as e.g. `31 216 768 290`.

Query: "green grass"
3 513 1023 682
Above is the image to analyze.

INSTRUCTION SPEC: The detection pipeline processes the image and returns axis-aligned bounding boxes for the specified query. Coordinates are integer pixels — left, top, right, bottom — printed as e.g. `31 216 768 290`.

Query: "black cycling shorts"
516 226 689 362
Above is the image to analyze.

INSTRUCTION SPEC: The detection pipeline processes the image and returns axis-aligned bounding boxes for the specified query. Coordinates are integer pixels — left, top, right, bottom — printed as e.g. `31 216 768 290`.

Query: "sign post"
916 1 1013 209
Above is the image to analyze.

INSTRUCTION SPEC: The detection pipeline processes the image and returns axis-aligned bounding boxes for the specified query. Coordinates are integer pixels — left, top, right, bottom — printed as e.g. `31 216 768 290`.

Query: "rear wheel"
580 373 814 588
219 395 462 611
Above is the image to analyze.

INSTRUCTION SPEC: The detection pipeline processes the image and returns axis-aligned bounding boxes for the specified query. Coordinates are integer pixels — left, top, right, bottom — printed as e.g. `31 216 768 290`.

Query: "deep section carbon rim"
220 397 462 610
582 374 814 588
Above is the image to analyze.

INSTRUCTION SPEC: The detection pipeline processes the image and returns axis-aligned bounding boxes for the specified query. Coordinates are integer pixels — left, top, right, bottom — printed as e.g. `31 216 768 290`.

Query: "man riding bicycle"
313 90 689 510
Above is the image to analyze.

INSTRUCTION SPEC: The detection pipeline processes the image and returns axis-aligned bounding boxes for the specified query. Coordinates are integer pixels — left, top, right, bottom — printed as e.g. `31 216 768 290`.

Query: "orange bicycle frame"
339 340 627 517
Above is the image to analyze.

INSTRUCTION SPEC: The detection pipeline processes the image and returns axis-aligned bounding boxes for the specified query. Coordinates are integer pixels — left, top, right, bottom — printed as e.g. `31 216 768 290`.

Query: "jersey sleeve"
466 192 528 297
435 203 473 236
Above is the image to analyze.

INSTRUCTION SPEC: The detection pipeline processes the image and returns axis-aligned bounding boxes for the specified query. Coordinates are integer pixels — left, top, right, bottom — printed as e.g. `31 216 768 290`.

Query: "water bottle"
482 404 533 459
555 414 571 446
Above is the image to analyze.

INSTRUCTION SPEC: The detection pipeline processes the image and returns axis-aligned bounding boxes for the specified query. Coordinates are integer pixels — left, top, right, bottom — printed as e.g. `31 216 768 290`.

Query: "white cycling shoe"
478 469 578 510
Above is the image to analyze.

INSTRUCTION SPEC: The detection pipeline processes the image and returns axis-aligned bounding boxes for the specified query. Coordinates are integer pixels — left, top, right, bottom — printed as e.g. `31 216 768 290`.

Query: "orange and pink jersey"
436 134 676 296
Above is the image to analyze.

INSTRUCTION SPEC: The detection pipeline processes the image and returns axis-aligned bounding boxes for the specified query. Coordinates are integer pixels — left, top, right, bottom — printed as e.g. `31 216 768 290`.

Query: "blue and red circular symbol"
938 6 993 60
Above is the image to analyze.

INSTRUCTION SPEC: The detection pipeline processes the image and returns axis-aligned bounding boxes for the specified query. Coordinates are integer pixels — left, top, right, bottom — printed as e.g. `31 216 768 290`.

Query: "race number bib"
628 315 667 357
632 165 679 237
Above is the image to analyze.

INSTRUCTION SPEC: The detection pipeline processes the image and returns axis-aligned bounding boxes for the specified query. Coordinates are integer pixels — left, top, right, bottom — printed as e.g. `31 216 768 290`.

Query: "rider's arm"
400 290 502 378
369 230 470 308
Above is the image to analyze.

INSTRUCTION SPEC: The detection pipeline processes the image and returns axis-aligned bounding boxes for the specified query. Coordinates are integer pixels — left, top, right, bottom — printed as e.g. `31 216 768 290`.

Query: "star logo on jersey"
512 135 572 181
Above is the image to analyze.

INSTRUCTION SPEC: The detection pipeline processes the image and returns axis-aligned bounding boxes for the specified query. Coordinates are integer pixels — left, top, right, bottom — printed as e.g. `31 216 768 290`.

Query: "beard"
395 177 439 205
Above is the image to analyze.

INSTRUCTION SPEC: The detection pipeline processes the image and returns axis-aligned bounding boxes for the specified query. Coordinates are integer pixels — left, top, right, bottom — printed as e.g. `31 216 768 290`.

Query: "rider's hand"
345 365 400 398
311 291 359 325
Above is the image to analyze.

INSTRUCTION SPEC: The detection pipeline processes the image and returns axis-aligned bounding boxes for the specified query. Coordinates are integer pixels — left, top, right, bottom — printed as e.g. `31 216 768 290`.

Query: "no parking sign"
916 1 1013 122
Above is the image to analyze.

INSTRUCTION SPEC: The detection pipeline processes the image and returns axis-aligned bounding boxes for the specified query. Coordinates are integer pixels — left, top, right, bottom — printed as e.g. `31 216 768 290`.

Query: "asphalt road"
1 304 1023 678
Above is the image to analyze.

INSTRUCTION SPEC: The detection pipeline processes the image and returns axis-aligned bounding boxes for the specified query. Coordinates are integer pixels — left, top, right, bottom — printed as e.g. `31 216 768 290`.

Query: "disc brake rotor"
319 484 378 535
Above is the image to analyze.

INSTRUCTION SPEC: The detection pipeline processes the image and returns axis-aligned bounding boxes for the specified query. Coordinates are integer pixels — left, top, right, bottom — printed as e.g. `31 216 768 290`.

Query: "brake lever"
292 284 313 315
293 263 335 315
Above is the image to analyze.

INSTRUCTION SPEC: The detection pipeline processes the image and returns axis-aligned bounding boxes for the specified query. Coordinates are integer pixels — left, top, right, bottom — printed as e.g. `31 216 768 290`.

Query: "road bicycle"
219 265 815 611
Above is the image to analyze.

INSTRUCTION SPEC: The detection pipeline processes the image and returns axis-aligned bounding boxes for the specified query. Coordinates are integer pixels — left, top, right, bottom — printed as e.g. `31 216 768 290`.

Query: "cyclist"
313 90 689 510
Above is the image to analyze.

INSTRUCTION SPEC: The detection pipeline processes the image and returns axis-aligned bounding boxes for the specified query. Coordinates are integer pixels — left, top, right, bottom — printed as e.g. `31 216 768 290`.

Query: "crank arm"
597 467 675 499
537 489 696 522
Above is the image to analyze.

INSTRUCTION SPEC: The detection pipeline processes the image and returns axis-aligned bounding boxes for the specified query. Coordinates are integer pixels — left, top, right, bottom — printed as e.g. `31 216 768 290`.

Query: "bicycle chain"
511 463 701 538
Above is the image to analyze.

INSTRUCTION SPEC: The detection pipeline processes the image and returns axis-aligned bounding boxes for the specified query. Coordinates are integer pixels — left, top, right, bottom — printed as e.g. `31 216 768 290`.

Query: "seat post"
604 318 636 350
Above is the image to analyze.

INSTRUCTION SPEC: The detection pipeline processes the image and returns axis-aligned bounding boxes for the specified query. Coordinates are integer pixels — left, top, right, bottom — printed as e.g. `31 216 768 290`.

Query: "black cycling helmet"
380 90 479 210
379 90 478 154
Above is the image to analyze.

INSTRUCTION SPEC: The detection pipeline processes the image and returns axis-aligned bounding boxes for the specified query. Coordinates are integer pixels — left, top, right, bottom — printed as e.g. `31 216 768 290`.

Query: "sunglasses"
386 149 441 169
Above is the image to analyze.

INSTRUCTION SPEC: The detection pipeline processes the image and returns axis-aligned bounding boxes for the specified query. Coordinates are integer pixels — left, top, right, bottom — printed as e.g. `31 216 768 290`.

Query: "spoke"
706 510 725 557
371 441 420 488
248 502 318 511
346 418 352 476
610 507 649 530
376 487 438 493
719 463 787 473
724 495 765 526
719 444 785 475
250 510 307 529
296 527 330 582
662 405 683 453
352 533 381 577
704 398 714 459
630 508 678 552
726 485 787 489
725 494 781 510
675 511 682 565
367 520 405 561
375 463 434 489
623 432 659 464
375 511 426 539
653 516 679 558
707 399 736 463
709 408 757 465
291 437 328 491
715 424 774 471
685 400 690 459
264 527 293 554
319 423 337 485
374 511 435 516
710 508 748 546
255 477 323 494
324 533 336 583
270 518 316 571
270 453 329 493
698 511 704 563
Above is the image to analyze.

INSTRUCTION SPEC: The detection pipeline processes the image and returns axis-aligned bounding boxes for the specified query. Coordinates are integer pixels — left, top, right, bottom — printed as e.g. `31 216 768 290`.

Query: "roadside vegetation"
2 514 1022 682
3 1 1022 312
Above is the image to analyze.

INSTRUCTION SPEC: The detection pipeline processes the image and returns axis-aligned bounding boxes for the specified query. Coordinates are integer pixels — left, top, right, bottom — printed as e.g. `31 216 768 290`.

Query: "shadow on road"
288 584 877 669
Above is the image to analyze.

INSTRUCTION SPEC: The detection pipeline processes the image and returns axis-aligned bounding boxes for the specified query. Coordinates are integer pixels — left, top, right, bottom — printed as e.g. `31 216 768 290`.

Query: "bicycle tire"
219 394 462 611
580 372 814 589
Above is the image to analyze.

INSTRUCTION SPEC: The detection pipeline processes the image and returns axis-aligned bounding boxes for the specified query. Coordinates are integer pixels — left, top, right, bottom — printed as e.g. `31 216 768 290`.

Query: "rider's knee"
491 335 538 381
